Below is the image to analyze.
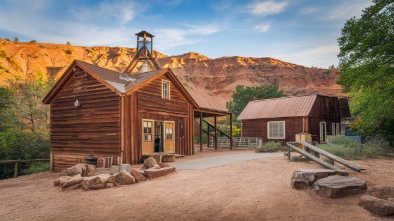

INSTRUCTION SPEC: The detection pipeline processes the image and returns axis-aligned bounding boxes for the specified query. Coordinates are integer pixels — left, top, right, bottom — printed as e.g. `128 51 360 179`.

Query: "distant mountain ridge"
0 39 344 111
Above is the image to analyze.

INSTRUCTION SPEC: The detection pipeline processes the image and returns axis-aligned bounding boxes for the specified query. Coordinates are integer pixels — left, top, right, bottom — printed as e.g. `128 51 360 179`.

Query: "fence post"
14 162 18 178
50 153 53 172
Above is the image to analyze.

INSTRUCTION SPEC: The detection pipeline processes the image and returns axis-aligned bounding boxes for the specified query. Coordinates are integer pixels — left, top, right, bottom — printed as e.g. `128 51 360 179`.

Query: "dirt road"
0 150 393 221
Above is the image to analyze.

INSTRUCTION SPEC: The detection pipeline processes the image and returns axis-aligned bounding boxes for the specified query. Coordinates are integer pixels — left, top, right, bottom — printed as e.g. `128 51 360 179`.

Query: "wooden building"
43 31 231 172
237 94 351 143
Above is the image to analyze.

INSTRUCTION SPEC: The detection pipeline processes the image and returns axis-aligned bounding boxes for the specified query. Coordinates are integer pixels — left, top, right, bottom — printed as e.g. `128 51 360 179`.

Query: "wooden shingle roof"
237 94 318 120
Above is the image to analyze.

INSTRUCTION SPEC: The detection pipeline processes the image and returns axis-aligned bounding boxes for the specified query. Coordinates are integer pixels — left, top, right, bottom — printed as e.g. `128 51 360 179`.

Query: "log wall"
50 69 121 171
125 73 193 164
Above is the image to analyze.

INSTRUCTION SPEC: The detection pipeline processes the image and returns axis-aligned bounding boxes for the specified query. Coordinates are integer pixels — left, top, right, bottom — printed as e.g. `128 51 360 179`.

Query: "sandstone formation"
0 39 345 111
313 175 367 198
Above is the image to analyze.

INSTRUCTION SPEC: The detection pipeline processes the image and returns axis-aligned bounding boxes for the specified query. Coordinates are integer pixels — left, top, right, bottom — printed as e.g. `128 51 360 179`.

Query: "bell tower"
123 31 161 74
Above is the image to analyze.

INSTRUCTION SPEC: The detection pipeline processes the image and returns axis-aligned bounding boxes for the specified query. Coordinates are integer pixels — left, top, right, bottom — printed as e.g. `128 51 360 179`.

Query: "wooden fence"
210 137 263 148
0 159 50 178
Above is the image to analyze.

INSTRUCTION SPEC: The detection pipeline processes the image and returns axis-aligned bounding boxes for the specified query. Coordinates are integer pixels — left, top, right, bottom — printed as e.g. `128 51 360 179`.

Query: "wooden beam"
230 114 233 150
214 115 217 150
199 112 203 152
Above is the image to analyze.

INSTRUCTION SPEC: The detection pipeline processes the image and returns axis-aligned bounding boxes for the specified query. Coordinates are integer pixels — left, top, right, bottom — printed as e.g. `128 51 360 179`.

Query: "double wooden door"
142 119 175 154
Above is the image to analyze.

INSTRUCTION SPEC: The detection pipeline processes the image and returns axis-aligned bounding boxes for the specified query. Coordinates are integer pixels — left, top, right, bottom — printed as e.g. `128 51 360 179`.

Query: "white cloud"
327 0 372 19
154 25 220 52
69 0 143 24
249 1 288 16
254 23 271 32
272 44 340 68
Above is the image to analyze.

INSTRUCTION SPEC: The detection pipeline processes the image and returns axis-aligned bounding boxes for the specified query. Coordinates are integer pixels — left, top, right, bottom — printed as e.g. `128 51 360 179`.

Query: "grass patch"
256 141 280 152
317 135 390 160
20 162 50 175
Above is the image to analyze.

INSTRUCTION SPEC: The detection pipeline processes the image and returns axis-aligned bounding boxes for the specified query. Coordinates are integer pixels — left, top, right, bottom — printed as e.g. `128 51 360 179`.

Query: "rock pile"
53 157 175 191
291 169 367 198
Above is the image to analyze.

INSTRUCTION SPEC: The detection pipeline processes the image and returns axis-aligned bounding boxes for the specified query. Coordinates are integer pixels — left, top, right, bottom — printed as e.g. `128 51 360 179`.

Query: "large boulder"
61 174 84 189
143 157 158 169
65 164 96 177
313 175 367 198
107 170 135 186
291 169 343 189
144 167 176 179
359 186 394 216
81 174 112 191
53 176 72 187
130 169 146 183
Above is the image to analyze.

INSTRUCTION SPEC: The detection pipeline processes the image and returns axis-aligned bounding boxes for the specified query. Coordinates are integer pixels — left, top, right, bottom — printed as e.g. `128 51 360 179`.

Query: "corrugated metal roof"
237 94 317 120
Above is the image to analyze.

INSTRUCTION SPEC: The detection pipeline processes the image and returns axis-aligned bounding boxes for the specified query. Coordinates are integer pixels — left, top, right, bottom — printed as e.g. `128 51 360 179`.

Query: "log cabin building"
43 31 232 172
238 94 351 143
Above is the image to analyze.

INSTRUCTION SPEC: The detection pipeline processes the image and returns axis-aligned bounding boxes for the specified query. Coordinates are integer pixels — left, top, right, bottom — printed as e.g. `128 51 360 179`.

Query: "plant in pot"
85 151 98 165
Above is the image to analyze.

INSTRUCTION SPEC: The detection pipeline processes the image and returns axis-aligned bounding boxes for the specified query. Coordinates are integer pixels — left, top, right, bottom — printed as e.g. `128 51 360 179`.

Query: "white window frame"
267 121 285 139
162 80 170 99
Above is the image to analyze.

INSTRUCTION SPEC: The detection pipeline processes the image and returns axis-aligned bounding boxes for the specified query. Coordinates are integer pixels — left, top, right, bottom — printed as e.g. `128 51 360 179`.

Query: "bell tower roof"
123 30 160 75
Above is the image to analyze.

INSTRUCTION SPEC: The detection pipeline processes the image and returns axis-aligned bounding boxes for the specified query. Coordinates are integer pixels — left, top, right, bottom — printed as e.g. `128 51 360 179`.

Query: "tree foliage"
337 0 394 145
226 85 284 121
0 74 53 178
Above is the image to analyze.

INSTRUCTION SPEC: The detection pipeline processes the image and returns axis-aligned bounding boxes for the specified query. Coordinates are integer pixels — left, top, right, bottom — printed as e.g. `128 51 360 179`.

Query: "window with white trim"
162 80 170 99
143 120 153 141
267 121 285 139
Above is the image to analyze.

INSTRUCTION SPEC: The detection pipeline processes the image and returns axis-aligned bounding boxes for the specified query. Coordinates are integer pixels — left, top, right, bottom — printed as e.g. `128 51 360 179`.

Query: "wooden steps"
296 141 366 172
286 142 348 174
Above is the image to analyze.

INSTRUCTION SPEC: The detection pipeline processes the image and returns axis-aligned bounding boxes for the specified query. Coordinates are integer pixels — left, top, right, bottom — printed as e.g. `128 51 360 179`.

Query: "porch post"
230 114 233 150
214 115 218 150
199 112 203 152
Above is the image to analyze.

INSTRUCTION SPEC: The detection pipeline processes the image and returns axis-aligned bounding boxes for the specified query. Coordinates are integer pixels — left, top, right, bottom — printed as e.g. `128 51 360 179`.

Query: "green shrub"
317 135 389 160
65 48 73 54
256 141 280 152
20 162 50 175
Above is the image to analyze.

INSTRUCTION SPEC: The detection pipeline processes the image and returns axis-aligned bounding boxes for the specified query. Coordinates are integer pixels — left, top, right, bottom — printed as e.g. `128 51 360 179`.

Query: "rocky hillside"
0 39 344 111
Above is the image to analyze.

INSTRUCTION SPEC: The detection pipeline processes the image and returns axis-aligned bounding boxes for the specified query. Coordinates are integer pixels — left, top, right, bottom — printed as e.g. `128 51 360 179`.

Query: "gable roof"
237 94 318 120
42 60 197 107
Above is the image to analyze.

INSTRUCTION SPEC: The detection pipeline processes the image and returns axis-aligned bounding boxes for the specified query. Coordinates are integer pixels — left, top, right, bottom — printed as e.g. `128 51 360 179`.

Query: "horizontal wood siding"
50 70 121 172
128 73 192 163
242 117 306 143
242 95 342 144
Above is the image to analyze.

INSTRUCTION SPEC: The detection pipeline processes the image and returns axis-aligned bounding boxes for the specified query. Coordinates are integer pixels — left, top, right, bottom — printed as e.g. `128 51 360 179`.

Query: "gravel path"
172 152 284 170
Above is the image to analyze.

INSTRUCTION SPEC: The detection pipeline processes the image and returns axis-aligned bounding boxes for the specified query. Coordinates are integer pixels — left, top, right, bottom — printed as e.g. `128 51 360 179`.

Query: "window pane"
268 121 285 139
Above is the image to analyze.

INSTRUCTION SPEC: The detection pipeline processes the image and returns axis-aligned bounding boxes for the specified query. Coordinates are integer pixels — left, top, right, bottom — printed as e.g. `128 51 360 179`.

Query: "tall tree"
226 85 284 121
337 0 394 144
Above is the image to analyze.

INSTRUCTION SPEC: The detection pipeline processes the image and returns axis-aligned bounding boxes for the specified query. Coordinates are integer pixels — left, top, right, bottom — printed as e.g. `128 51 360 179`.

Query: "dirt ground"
1 149 393 221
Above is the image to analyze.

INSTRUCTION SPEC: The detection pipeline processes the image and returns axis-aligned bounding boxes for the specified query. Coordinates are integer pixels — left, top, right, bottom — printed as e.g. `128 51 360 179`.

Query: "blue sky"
0 0 372 68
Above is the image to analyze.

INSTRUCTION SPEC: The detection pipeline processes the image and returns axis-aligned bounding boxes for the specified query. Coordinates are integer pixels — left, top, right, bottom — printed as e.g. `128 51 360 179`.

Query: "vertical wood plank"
199 112 203 152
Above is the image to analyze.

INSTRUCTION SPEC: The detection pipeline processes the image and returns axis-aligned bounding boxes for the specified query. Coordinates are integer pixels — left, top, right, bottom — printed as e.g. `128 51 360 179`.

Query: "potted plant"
85 151 98 165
